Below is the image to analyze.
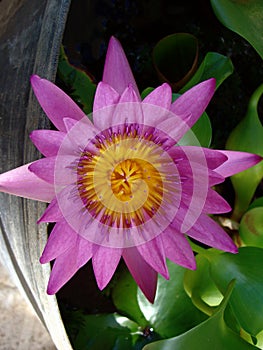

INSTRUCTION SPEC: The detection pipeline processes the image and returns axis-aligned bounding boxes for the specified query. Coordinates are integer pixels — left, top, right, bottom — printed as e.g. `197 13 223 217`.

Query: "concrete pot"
0 0 73 349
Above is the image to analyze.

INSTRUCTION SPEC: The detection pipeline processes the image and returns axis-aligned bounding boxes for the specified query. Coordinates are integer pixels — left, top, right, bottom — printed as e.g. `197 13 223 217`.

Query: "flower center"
111 159 144 201
76 125 178 230
111 159 143 202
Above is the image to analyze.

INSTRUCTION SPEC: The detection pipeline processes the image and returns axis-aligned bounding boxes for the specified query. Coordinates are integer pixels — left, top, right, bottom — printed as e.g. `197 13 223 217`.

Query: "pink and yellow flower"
0 37 261 302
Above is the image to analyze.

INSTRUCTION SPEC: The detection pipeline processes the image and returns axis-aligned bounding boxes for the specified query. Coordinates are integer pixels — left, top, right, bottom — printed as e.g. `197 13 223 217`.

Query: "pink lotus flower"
0 37 261 302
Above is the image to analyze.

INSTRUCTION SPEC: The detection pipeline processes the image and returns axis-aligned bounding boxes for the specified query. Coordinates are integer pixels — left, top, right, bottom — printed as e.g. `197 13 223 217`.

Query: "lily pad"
143 281 259 350
112 269 148 327
137 260 207 338
226 84 263 220
180 52 234 93
184 253 223 315
74 313 141 350
239 207 263 248
248 197 263 211
210 247 263 336
152 33 199 91
57 46 96 115
211 0 263 59
61 306 159 350
112 261 207 339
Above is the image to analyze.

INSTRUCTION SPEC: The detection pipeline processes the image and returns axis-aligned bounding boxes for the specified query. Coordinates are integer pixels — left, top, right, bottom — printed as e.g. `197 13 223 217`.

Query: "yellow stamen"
77 130 173 228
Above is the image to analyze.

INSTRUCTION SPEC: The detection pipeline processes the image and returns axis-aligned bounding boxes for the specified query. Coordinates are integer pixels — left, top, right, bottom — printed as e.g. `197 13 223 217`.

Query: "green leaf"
73 313 144 350
152 33 199 91
178 112 212 147
112 270 148 327
61 304 160 350
57 46 96 115
211 0 263 59
248 197 263 211
184 253 223 316
137 260 207 338
179 52 234 147
210 247 263 336
180 52 234 93
143 280 259 350
226 84 263 221
76 314 135 350
256 329 263 349
239 207 263 248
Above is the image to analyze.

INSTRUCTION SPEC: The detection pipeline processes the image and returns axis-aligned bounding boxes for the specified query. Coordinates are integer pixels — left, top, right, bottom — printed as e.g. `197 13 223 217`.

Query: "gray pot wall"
0 0 73 349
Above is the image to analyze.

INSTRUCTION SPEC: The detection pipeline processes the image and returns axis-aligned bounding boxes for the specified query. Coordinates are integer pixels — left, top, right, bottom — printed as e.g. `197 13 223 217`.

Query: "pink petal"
170 78 216 140
112 86 143 125
157 112 193 143
123 247 157 303
162 226 196 269
30 130 65 157
37 197 63 223
31 75 88 132
92 245 122 290
40 220 78 263
215 151 262 178
142 84 173 127
0 163 55 202
202 148 228 169
119 84 141 103
170 146 227 170
208 170 225 186
136 235 169 279
93 82 120 129
93 82 120 111
62 117 99 153
187 214 238 253
47 236 93 294
102 37 140 97
203 189 231 214
174 156 211 232
29 156 75 185
29 157 55 184
143 83 172 109
63 117 78 132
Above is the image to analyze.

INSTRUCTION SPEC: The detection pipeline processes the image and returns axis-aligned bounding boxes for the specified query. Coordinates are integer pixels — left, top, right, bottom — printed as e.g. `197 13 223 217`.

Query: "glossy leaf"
180 52 234 93
178 52 234 146
239 207 263 248
68 311 156 350
143 281 259 350
137 260 207 338
152 33 199 91
184 253 223 315
211 0 263 59
226 84 263 221
57 46 96 115
112 269 148 327
210 247 263 336
256 330 263 349
248 197 263 211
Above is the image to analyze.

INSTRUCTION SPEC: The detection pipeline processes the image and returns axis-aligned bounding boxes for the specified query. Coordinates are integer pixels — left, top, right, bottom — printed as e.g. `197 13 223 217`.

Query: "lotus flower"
0 37 261 302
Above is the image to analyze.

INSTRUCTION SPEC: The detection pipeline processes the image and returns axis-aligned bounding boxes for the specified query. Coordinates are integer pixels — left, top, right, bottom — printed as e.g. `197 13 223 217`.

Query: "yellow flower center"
77 129 169 228
111 159 144 201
